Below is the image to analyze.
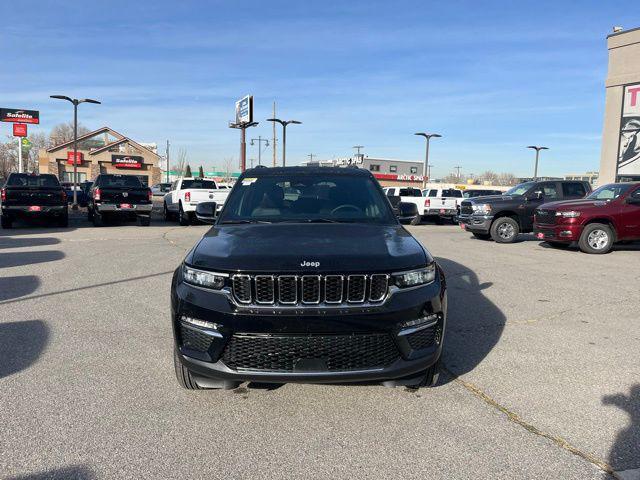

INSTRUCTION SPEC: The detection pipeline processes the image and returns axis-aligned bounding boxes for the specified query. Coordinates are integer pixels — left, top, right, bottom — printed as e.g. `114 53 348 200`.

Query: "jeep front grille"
231 273 389 306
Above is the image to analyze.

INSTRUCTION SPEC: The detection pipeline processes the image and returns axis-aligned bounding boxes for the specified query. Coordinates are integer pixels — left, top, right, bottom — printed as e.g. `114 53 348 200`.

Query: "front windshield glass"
218 173 395 224
505 182 534 196
587 184 633 200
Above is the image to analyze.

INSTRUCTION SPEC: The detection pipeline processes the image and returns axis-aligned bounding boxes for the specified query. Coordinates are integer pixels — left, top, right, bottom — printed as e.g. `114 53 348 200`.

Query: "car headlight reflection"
183 265 227 289
472 204 492 214
392 264 436 288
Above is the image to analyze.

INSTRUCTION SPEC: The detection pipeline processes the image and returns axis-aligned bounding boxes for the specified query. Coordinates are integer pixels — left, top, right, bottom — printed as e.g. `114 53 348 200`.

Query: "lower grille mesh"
222 333 399 372
405 326 438 350
180 325 213 353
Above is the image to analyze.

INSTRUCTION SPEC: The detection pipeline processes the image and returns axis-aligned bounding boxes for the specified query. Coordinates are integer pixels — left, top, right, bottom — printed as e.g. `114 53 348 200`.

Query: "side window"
410 167 418 174
631 187 640 199
389 165 397 173
540 183 559 200
369 164 380 172
428 190 438 197
562 182 586 198
385 188 395 197
452 190 463 198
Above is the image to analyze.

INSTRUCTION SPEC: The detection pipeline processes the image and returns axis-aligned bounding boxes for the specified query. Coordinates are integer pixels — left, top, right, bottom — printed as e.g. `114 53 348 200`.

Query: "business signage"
1 108 40 124
67 152 84 165
235 95 253 124
617 83 640 177
112 154 143 169
373 173 424 183
13 123 27 137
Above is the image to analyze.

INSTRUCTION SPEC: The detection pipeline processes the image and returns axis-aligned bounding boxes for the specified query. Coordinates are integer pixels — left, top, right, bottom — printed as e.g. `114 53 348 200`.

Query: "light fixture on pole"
250 136 270 166
414 132 442 189
266 118 301 167
50 95 101 209
527 145 549 181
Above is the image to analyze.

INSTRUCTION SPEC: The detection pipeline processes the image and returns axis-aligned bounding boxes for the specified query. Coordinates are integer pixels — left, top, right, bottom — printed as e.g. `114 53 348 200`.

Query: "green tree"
184 164 192 177
198 165 204 178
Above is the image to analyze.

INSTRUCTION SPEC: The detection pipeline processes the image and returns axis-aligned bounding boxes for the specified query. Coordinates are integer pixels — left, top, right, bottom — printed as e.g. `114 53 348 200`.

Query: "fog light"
181 315 220 331
559 231 573 237
400 313 439 330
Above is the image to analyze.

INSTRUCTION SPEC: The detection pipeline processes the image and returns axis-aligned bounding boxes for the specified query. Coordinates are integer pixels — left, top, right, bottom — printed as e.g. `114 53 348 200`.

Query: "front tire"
174 349 202 390
179 204 190 226
578 223 613 254
490 217 519 243
163 202 172 222
405 359 441 389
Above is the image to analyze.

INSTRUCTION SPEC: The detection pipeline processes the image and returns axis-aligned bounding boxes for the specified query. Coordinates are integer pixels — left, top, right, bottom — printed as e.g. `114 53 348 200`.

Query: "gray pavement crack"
442 365 615 477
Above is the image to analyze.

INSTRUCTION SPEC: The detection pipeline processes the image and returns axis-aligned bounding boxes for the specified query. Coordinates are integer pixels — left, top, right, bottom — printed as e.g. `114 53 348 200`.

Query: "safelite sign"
112 154 143 169
1 108 40 124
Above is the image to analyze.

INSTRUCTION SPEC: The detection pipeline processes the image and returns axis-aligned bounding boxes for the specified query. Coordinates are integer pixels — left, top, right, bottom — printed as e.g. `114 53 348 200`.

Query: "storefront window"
61 172 87 183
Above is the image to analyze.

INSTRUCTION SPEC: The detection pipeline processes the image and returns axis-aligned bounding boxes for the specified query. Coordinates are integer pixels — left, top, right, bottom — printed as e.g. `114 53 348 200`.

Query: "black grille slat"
405 326 437 350
222 333 399 372
369 274 388 302
278 276 297 304
535 209 556 225
460 201 473 215
255 276 275 304
232 275 251 304
324 275 343 303
179 325 213 353
347 275 367 303
301 276 321 304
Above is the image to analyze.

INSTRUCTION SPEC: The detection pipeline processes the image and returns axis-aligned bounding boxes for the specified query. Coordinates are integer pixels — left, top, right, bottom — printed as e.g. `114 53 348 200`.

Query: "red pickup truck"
534 182 640 254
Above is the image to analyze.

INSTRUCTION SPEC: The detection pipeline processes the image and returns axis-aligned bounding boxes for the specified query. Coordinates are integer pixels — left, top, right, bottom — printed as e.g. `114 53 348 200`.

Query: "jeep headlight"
392 264 436 288
183 265 227 289
556 210 581 218
472 204 492 214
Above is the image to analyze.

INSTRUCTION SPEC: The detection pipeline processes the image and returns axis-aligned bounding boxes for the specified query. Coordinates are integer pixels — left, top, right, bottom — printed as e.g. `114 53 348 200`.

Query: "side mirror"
528 191 543 201
398 201 419 217
195 202 217 224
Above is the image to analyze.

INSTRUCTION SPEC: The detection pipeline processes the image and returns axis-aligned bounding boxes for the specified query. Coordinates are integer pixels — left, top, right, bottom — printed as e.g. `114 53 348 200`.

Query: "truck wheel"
163 202 172 221
578 223 613 254
405 359 441 389
174 349 202 390
92 212 104 227
137 215 151 227
1 215 12 229
472 232 491 240
179 205 190 226
410 215 421 225
490 217 519 243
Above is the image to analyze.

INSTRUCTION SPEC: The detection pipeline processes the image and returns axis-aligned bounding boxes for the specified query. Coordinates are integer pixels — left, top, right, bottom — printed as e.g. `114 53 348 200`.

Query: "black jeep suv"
458 180 591 243
171 167 447 390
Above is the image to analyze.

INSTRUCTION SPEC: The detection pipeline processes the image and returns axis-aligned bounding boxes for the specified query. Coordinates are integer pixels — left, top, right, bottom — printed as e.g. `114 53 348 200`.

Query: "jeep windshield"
587 183 634 200
505 182 535 196
218 173 396 224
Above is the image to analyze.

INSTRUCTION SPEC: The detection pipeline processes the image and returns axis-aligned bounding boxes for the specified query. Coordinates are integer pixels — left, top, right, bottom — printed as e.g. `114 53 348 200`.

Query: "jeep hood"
187 223 430 273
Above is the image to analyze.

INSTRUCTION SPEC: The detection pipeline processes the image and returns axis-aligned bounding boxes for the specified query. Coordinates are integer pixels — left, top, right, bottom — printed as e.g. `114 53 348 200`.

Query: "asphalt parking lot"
0 215 638 480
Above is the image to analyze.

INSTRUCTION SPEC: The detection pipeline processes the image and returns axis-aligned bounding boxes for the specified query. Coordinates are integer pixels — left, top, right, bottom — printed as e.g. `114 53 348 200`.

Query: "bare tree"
0 137 18 181
222 157 235 183
174 148 188 177
497 172 518 186
49 122 90 147
479 170 499 185
25 132 49 173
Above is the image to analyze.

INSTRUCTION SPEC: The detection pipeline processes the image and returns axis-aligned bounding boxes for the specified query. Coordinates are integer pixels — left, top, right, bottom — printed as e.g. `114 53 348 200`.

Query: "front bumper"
95 203 152 214
424 208 458 217
534 223 582 242
458 214 493 233
1 205 67 218
171 268 447 384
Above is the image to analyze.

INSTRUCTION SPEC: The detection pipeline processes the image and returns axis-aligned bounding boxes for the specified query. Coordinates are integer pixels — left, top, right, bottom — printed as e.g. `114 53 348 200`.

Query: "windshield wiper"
278 218 343 223
219 219 272 224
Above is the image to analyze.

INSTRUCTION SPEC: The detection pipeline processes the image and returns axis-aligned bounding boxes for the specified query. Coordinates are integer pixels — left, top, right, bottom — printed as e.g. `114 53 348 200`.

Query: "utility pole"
454 166 462 180
17 136 23 173
272 101 277 167
250 136 269 166
165 140 170 183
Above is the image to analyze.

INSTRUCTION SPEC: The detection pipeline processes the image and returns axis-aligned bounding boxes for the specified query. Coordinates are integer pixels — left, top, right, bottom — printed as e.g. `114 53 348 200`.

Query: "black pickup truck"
1 173 68 228
88 174 152 227
171 166 447 391
458 180 591 243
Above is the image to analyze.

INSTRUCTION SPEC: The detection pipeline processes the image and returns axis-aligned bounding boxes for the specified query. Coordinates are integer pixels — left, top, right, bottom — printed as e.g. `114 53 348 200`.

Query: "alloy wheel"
587 229 609 250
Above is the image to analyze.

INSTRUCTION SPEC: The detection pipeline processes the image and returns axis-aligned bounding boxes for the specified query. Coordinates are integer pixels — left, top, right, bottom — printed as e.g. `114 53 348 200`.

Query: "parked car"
171 166 446 390
1 173 68 228
88 174 152 227
458 180 591 243
463 189 503 198
534 182 640 254
151 182 172 196
422 188 464 224
61 181 89 207
383 187 426 225
163 177 230 225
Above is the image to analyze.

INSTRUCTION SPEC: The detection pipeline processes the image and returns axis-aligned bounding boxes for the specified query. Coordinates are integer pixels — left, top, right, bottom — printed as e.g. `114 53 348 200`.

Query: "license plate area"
536 232 545 239
119 203 132 209
28 206 42 212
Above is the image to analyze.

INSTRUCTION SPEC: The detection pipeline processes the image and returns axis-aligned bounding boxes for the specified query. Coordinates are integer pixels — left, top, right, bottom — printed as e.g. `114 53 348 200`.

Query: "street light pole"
229 121 258 172
50 95 101 209
527 145 549 181
250 136 270 166
414 132 442 189
267 118 301 166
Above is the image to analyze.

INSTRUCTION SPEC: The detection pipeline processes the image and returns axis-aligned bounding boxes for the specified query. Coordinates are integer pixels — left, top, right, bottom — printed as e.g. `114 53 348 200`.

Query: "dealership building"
600 27 640 183
304 156 425 186
39 126 162 186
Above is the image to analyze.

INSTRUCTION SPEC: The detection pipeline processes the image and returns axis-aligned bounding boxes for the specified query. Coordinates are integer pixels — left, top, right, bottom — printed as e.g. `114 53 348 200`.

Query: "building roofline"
47 126 120 152
88 137 128 155
607 26 640 38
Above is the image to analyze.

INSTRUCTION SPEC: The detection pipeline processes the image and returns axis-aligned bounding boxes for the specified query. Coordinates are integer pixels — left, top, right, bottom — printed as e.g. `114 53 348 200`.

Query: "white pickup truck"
422 187 464 224
163 177 230 225
383 187 427 224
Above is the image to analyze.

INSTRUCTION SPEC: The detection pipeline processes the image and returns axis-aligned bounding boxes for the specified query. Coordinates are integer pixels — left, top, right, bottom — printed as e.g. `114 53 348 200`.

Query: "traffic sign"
22 138 32 148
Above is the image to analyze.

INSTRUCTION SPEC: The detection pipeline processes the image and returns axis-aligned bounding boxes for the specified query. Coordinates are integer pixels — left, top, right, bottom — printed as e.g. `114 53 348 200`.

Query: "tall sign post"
1 108 39 174
229 95 257 172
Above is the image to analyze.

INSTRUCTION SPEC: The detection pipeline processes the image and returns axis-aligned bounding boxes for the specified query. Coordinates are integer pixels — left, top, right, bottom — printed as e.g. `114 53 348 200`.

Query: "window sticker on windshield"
242 178 257 185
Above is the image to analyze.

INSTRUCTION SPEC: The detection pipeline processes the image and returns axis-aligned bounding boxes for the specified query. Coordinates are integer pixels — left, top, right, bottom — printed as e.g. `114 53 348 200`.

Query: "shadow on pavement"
0 250 64 269
7 465 95 480
436 257 505 383
0 275 40 301
0 320 49 380
0 237 61 249
603 384 640 472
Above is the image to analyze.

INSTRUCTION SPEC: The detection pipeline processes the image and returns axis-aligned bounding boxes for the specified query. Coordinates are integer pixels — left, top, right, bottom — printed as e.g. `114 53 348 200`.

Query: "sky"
1 0 637 178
